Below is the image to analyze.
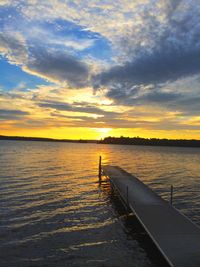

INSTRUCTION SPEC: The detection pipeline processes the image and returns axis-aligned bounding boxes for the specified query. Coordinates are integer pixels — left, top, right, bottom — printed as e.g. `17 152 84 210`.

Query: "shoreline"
1 135 200 148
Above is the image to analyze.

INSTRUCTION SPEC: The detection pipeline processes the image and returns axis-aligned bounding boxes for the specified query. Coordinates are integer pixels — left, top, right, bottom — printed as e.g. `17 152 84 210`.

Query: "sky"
0 0 200 140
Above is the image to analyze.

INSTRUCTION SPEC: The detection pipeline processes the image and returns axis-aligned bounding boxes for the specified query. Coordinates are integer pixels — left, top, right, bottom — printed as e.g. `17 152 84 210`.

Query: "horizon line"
1 134 200 142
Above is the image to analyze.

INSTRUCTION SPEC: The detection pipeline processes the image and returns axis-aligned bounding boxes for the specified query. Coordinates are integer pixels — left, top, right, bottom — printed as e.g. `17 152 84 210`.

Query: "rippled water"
0 141 199 266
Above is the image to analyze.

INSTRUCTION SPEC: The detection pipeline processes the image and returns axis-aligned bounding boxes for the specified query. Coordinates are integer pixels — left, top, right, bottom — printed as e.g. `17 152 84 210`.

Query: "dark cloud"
168 96 200 116
105 84 181 105
0 109 29 115
0 30 90 87
26 48 89 87
105 85 200 116
143 91 181 103
93 0 200 113
38 101 119 116
0 109 29 120
93 48 200 90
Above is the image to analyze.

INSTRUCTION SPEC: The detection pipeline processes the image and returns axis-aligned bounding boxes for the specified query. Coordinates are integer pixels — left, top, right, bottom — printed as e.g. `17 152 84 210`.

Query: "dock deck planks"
102 165 200 267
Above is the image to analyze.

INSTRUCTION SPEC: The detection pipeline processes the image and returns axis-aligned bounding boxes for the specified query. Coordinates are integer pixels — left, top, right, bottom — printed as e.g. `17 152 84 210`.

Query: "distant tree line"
98 136 200 147
1 135 200 148
0 135 92 143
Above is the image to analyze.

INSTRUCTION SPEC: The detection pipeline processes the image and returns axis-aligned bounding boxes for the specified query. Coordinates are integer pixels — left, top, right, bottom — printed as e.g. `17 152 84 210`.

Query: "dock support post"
126 186 129 207
98 156 102 184
170 185 173 205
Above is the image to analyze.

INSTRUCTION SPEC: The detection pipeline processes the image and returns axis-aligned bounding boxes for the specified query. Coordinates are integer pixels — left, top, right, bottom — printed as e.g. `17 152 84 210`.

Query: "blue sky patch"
0 58 50 91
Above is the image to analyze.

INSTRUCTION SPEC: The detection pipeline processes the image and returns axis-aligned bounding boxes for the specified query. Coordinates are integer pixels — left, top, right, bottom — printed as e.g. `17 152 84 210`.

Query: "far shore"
1 135 200 148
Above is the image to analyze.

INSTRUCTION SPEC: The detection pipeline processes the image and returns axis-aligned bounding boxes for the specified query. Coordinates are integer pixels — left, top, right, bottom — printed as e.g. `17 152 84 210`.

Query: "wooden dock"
101 164 200 267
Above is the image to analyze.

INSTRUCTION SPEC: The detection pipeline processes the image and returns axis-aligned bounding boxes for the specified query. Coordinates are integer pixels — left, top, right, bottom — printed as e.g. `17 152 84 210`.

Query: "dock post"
170 185 173 205
126 186 129 207
98 156 102 184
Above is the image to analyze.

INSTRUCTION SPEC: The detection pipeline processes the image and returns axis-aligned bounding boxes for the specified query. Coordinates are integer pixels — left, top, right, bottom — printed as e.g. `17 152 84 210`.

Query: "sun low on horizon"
1 0 200 140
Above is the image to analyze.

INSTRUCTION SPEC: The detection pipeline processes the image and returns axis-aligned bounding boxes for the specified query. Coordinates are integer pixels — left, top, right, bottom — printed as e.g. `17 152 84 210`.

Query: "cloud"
0 8 96 88
105 82 200 116
50 109 200 131
0 0 10 6
38 100 119 116
0 31 90 87
93 48 200 89
16 0 147 39
27 26 95 51
0 1 172 57
0 31 28 64
0 108 29 120
106 85 181 104
3 0 199 90
1 0 200 137
90 0 200 115
0 87 199 133
168 96 200 116
0 109 29 115
24 48 90 87
93 10 200 91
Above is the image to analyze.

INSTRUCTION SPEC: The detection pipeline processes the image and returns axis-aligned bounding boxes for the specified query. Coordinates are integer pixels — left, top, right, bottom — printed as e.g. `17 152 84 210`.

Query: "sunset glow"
0 1 200 139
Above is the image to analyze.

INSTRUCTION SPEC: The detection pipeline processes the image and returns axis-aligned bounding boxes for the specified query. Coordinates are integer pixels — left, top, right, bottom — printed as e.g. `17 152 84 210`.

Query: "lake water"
0 141 199 266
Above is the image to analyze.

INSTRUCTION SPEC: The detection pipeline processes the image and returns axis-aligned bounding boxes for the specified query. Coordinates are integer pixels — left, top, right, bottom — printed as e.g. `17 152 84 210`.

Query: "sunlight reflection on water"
0 141 199 266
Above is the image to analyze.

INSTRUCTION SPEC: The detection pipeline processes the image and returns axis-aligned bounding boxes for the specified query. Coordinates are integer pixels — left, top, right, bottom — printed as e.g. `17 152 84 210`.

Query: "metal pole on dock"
98 156 102 184
126 186 129 207
170 185 173 205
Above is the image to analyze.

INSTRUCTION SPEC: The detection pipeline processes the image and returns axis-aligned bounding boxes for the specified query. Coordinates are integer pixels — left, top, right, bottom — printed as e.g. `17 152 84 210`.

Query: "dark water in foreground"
0 141 199 266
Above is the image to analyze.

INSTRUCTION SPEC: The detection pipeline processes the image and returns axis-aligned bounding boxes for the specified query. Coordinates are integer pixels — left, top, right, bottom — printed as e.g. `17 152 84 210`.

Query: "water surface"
0 141 199 266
